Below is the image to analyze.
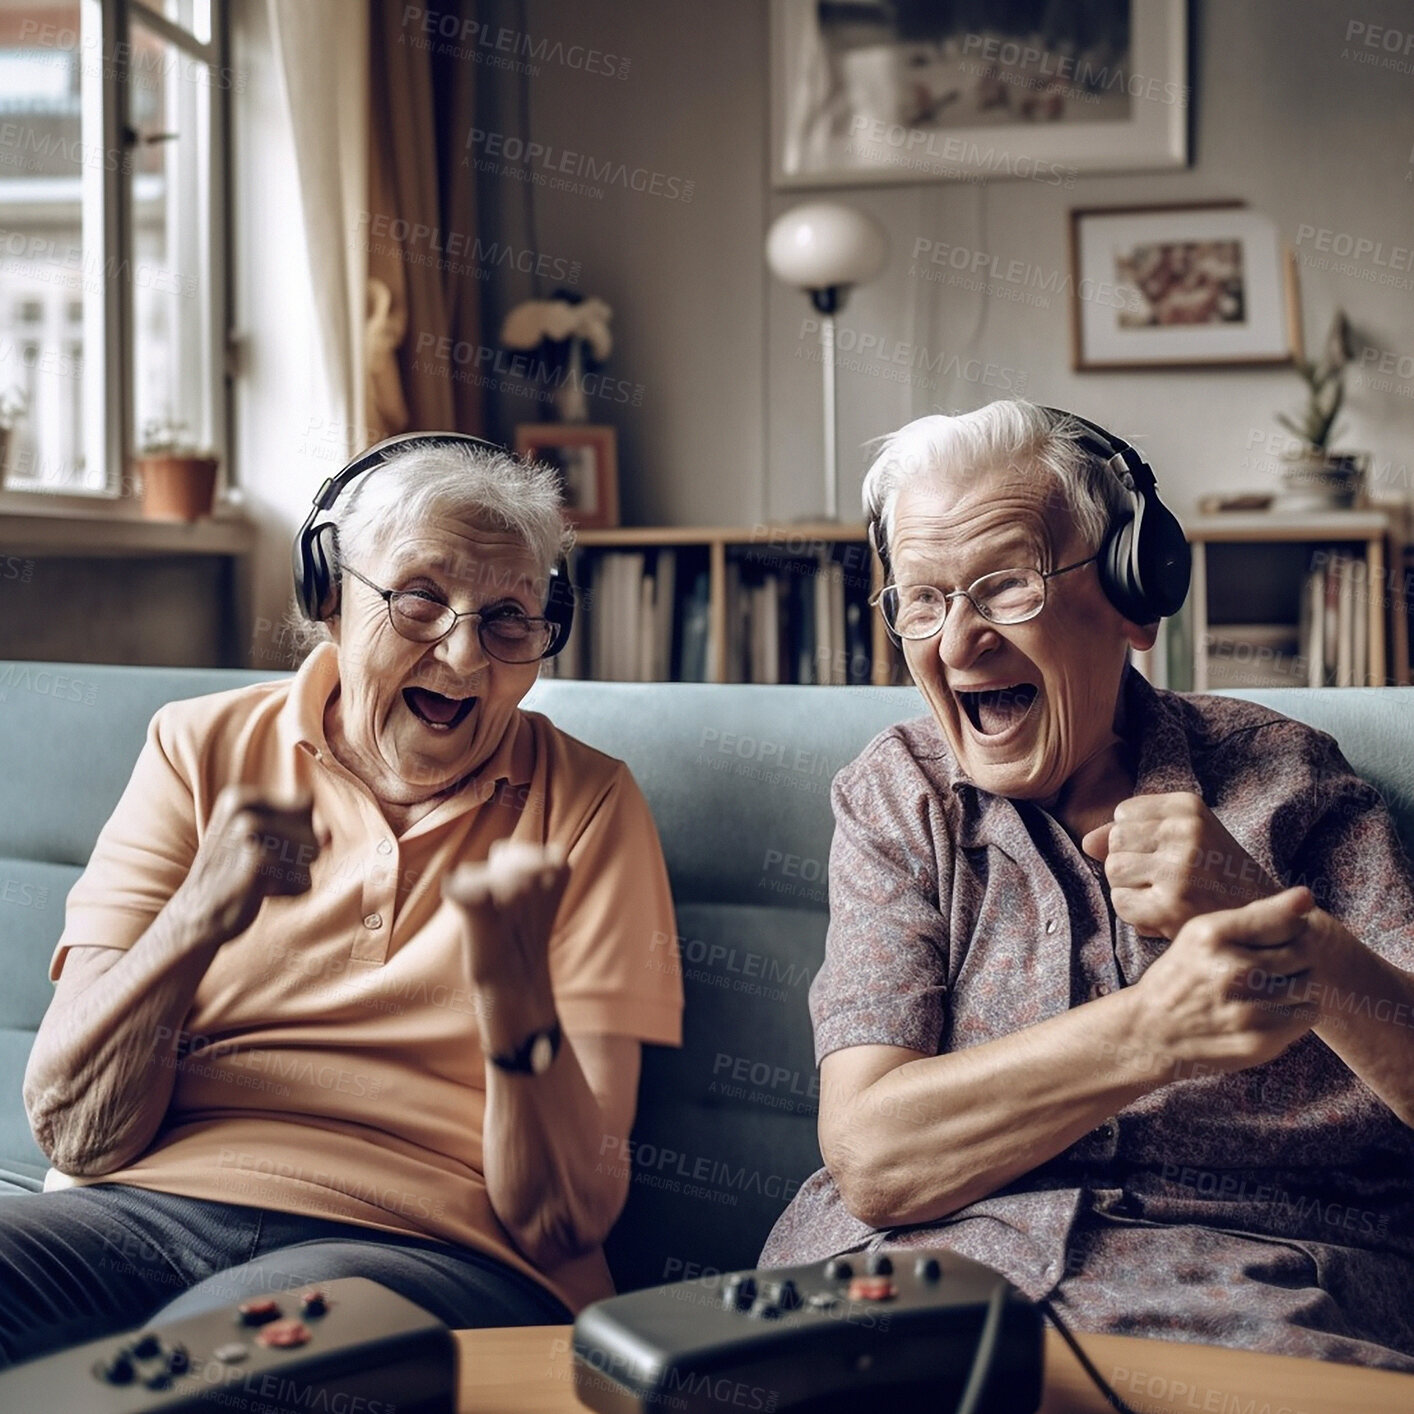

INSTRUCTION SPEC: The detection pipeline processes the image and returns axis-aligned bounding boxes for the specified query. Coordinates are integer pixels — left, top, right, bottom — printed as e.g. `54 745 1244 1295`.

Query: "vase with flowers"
500 292 613 423
1276 309 1366 509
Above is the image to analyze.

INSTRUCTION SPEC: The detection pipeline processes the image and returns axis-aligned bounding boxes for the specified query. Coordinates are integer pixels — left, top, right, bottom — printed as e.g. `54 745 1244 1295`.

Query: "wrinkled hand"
1083 791 1278 940
176 786 324 944
1129 887 1322 1076
442 841 570 996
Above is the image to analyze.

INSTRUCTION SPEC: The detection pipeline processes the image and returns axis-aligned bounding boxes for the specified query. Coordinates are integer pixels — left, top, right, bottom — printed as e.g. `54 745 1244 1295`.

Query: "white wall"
508 0 1414 525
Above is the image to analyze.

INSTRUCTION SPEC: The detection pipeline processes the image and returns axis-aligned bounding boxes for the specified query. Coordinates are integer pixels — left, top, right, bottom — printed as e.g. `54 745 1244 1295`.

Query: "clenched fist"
174 786 325 944
1083 791 1278 940
443 841 570 993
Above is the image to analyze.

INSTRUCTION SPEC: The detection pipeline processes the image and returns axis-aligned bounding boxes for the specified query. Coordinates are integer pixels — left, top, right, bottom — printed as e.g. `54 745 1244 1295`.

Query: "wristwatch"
488 1019 562 1076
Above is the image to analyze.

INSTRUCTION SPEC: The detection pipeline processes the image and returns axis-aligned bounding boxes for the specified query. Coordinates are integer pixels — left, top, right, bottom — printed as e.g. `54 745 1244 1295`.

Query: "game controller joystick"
573 1247 1042 1413
0 1276 456 1413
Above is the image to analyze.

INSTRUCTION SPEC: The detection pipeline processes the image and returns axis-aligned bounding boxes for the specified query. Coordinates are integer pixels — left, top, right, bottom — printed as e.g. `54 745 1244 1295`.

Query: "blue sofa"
3 662 1413 1293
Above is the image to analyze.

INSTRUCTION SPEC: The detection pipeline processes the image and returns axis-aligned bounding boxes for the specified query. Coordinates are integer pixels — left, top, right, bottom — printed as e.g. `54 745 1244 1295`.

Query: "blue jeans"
0 1183 573 1368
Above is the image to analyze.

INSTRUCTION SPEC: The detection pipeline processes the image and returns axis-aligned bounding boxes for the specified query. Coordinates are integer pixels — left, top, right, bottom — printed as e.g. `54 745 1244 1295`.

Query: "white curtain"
264 0 369 450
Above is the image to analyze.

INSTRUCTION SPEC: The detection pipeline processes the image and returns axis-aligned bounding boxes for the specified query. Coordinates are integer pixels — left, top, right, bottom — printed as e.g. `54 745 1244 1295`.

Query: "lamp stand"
812 285 844 522
820 311 838 521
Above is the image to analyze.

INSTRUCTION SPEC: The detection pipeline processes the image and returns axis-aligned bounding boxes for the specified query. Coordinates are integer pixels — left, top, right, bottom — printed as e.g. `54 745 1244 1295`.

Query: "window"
0 0 228 495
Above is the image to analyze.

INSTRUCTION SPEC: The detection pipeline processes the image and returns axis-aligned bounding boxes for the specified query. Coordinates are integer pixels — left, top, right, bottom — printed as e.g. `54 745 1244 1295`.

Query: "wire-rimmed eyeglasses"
872 555 1098 641
344 564 557 663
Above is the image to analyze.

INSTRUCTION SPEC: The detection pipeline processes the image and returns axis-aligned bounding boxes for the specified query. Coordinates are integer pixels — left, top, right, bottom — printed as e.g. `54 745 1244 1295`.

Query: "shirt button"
377 840 394 855
1091 982 1112 998
1044 919 1058 935
363 913 383 930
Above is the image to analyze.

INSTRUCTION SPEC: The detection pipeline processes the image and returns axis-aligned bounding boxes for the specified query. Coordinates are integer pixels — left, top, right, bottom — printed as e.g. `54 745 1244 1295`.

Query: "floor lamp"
765 202 888 521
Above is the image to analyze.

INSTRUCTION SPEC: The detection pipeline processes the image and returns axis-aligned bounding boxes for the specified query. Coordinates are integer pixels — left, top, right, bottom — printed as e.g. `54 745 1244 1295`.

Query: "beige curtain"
365 0 486 439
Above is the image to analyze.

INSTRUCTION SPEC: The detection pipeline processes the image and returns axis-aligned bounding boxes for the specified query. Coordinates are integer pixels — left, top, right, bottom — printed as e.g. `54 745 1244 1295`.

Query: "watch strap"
488 1018 563 1075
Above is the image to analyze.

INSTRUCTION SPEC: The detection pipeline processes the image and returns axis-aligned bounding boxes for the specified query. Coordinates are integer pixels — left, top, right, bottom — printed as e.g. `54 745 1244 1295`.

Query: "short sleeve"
810 738 949 1064
547 763 682 1046
50 706 199 980
1283 730 1414 972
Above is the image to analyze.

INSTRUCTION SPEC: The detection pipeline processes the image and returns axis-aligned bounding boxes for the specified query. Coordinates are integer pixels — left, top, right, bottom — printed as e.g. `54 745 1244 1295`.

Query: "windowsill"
0 491 256 556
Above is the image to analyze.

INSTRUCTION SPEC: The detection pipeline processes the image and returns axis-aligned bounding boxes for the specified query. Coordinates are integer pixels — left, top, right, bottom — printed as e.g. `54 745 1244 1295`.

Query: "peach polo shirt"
49 643 682 1312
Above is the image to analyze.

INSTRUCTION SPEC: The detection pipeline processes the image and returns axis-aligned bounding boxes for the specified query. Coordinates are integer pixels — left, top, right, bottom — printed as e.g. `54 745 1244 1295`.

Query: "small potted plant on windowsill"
1276 309 1366 510
133 418 220 522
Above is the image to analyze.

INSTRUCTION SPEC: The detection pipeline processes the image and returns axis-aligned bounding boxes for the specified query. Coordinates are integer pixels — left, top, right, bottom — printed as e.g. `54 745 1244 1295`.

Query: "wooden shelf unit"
567 522 898 685
1179 510 1405 690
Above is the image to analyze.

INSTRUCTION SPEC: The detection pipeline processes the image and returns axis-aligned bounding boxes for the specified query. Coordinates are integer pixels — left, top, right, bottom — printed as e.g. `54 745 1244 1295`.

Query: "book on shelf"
1281 549 1373 688
653 550 676 681
679 570 710 682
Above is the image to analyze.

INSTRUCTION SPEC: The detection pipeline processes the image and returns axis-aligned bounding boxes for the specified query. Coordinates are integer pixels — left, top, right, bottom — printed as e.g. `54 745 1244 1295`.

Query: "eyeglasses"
873 555 1098 641
343 564 557 663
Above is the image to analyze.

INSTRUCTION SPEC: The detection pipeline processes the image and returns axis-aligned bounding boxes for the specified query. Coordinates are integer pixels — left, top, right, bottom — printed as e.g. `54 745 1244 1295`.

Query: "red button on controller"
847 1276 896 1302
256 1319 312 1349
237 1298 282 1327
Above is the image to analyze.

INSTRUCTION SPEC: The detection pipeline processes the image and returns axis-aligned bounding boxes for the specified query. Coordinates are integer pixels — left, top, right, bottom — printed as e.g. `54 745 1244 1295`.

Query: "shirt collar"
281 641 535 800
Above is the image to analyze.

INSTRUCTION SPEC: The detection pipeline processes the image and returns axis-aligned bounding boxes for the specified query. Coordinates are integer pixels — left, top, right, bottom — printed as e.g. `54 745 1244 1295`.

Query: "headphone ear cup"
1131 499 1192 620
305 523 340 622
541 558 576 657
1100 510 1148 624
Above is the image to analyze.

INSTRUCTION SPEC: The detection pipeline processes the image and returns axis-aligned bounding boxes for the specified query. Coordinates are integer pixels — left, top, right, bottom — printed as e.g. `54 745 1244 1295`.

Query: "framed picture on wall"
515 424 620 530
770 0 1189 188
1068 202 1300 370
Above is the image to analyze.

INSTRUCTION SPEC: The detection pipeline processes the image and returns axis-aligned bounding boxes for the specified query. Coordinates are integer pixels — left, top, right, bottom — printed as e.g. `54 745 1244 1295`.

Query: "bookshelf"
549 523 902 686
1170 510 1407 691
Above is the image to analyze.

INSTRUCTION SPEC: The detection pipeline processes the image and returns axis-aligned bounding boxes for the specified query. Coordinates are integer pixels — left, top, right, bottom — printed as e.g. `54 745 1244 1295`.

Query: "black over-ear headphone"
867 407 1190 630
292 431 576 657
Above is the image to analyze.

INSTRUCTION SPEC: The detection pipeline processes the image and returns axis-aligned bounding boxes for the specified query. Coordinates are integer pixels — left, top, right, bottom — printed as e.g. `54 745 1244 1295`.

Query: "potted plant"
1276 310 1365 509
133 417 220 522
500 291 613 423
0 385 28 488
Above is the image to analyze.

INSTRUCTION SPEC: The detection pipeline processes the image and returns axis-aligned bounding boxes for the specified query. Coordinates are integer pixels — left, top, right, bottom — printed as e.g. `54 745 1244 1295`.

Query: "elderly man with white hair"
762 400 1414 1370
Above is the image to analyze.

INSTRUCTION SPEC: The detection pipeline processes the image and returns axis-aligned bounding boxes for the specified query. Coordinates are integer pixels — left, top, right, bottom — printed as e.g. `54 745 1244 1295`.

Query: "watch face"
529 1032 556 1075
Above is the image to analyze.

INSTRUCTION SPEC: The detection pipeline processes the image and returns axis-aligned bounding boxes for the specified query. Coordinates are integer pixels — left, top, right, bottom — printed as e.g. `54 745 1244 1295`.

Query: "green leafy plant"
1277 310 1353 454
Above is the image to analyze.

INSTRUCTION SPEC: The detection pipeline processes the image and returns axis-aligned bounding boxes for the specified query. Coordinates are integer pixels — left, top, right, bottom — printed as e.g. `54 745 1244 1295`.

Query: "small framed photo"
1069 202 1299 370
514 424 620 530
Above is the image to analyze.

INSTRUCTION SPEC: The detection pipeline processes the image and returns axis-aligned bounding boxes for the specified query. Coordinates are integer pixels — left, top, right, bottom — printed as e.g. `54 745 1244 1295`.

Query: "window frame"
6 0 231 500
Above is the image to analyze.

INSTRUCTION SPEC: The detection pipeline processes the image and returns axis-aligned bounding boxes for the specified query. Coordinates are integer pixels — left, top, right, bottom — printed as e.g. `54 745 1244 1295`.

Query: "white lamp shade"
765 201 888 292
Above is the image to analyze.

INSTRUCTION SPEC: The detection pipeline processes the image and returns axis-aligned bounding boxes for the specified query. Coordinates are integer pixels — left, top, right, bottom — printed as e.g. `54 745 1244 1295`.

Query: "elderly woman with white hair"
8 433 681 1365
762 400 1414 1369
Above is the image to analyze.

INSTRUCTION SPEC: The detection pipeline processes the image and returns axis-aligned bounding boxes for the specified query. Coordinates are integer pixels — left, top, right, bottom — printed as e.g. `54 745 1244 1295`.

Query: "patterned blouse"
760 669 1414 1370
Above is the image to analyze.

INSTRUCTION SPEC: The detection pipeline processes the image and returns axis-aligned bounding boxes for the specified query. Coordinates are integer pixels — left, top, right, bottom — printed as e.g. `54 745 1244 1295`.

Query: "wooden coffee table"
455 1324 1414 1413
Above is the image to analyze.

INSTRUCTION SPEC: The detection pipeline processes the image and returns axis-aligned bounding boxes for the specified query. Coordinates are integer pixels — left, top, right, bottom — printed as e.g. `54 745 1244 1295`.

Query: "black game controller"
573 1248 1042 1414
0 1276 456 1413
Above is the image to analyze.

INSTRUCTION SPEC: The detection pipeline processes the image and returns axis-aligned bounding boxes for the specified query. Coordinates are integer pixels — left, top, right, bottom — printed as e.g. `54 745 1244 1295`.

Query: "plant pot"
1276 449 1366 512
136 454 219 521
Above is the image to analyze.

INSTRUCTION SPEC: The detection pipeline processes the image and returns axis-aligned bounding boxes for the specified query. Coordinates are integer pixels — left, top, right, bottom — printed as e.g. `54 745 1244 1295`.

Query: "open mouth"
957 683 1038 737
403 687 477 731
